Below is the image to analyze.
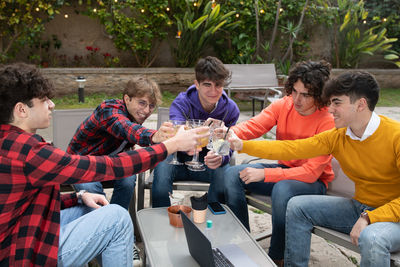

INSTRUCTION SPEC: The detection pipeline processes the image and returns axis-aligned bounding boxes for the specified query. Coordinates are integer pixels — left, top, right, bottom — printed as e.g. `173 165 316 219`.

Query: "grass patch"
377 88 400 107
251 209 265 214
51 88 400 110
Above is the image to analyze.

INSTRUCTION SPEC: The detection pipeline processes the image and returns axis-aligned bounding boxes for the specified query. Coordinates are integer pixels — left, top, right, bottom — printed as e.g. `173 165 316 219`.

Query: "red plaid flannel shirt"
67 99 156 155
0 124 167 266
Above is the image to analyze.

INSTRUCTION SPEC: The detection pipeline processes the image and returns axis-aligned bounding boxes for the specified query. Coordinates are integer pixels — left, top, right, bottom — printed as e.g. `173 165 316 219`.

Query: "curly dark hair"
322 71 379 111
195 56 231 87
285 60 332 109
0 63 54 124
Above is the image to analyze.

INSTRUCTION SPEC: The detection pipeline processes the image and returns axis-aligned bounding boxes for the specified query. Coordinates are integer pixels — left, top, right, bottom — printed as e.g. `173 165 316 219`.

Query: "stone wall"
42 68 400 97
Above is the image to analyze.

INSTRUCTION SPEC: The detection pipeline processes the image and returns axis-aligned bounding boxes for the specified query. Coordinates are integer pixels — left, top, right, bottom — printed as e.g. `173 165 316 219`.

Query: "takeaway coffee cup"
190 193 208 224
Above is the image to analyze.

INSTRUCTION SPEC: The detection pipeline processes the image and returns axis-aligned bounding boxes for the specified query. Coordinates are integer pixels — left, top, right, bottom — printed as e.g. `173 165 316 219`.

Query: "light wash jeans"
74 175 136 210
224 163 326 260
152 155 228 207
58 204 134 267
285 195 400 267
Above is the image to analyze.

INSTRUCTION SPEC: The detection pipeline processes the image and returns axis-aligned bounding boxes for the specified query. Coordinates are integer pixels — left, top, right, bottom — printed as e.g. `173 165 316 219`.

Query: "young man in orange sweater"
229 71 400 267
224 60 334 265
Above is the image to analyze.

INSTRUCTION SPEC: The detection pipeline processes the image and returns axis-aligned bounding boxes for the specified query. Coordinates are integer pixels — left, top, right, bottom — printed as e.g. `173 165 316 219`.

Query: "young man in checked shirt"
69 77 168 210
0 63 208 266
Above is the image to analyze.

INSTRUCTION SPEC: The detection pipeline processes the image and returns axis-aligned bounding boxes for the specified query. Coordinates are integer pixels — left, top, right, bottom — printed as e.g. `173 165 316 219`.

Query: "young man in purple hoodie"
152 56 240 207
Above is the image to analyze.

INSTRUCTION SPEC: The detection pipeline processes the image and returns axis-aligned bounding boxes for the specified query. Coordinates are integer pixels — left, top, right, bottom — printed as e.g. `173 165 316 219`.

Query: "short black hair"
0 63 54 124
285 60 331 109
195 56 231 87
323 71 379 111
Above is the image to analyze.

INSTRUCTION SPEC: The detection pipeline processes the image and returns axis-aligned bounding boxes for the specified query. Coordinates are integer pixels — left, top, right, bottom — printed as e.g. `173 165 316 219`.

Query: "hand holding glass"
185 119 208 171
168 120 186 165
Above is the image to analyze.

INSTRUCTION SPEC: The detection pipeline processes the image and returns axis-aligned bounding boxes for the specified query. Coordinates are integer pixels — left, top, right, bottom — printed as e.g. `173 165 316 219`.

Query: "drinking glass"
168 120 186 165
206 118 224 150
185 119 208 171
211 129 230 156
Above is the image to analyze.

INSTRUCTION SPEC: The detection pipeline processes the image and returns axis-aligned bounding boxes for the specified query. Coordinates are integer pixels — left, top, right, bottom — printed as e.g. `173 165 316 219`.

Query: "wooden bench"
224 64 283 116
244 158 400 264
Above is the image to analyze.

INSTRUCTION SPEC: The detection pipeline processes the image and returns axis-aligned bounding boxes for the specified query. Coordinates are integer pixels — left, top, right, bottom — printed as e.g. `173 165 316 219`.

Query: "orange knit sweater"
233 96 335 187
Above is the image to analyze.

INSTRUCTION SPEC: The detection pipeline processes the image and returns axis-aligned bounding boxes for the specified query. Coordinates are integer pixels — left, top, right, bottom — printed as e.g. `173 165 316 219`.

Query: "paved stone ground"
40 107 400 266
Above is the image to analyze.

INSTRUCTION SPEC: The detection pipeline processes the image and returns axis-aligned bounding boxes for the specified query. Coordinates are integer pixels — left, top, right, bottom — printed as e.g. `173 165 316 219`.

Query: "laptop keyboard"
213 248 234 267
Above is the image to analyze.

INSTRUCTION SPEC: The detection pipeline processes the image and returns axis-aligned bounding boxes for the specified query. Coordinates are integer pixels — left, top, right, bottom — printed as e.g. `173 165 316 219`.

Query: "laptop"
180 211 259 267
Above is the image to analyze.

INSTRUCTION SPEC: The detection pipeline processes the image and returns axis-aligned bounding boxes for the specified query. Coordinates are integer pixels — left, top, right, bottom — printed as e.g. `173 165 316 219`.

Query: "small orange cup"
167 205 192 227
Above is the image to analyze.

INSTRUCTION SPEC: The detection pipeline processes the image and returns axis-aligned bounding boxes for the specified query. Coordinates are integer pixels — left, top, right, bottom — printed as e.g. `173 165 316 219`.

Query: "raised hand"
163 126 209 154
152 121 174 143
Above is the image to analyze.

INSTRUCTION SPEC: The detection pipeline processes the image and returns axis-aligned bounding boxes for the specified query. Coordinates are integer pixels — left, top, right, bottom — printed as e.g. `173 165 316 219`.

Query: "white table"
137 205 276 266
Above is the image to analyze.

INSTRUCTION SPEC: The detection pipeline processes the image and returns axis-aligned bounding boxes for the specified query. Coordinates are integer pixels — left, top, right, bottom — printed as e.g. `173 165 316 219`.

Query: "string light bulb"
363 20 367 24
383 18 387 22
194 2 197 7
235 13 240 18
93 8 97 12
176 31 182 39
141 9 145 13
211 0 216 9
35 7 39 12
64 14 68 18
260 9 265 14
166 7 170 11
279 8 284 13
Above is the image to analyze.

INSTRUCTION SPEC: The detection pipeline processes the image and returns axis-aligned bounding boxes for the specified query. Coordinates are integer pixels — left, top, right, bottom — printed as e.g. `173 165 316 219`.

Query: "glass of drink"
168 120 186 165
206 118 224 150
185 119 208 171
211 129 230 156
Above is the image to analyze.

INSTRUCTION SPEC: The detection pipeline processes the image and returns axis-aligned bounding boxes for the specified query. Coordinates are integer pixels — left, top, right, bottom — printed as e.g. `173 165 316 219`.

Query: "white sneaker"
133 245 142 267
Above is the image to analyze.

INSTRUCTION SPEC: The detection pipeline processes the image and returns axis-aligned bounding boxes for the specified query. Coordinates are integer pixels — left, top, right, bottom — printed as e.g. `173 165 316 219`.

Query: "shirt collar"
346 112 380 141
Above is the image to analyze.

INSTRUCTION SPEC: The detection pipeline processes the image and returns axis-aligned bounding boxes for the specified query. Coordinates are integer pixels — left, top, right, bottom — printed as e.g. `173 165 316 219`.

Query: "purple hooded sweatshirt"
169 84 240 166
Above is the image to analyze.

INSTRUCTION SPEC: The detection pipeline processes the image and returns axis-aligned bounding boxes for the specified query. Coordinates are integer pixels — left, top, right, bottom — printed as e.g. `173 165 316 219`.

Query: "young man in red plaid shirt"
69 77 166 211
0 63 208 266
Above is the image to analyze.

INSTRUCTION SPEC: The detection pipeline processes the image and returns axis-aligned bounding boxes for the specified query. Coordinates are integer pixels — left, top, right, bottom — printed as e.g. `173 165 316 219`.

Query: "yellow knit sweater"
241 115 400 223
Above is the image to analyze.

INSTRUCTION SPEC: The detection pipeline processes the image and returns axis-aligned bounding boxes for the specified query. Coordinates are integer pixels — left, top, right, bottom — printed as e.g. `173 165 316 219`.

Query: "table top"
137 206 275 267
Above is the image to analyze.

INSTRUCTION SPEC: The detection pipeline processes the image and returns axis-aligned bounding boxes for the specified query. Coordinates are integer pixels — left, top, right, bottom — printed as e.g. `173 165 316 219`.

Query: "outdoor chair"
224 64 284 116
53 109 140 238
136 107 236 210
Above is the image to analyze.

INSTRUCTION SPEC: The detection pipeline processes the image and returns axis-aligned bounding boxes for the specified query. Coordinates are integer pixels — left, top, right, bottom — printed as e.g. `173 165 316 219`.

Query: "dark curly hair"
195 56 231 87
322 71 379 111
285 60 331 109
0 63 54 124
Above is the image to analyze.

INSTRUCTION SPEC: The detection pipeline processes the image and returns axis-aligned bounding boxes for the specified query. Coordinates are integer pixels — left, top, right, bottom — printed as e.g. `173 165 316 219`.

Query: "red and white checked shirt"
0 124 167 266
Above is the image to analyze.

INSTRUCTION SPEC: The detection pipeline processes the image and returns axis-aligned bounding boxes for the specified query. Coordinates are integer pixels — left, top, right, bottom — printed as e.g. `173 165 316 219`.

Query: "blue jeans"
74 175 136 210
285 195 400 267
152 155 228 207
59 204 134 267
224 163 326 260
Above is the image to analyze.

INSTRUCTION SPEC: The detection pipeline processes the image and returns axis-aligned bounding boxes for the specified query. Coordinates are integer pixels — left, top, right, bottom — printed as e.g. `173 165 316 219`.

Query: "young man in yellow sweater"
229 71 400 267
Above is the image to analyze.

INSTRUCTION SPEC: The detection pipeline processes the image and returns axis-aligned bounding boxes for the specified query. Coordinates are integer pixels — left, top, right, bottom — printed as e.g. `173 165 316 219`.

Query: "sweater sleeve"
240 130 335 161
264 154 333 183
368 197 400 223
232 99 281 140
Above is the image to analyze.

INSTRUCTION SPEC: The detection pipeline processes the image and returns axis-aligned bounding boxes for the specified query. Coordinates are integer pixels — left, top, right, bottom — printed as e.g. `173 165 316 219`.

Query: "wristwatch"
360 211 370 225
77 190 87 204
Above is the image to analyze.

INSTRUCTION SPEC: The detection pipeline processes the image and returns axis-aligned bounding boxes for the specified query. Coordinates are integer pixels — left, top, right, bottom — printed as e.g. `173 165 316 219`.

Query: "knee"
103 204 131 225
271 181 295 205
359 226 388 253
286 196 305 219
224 166 242 186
